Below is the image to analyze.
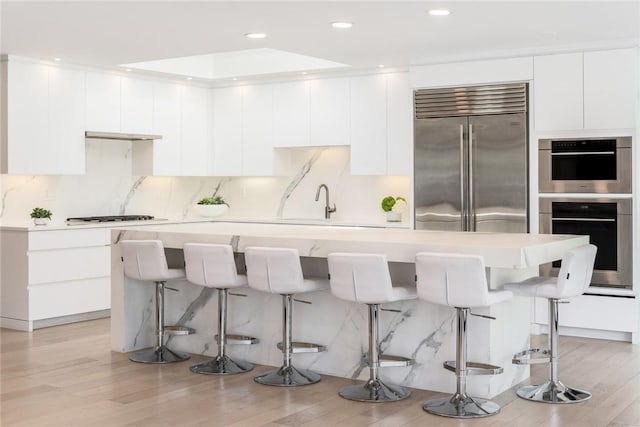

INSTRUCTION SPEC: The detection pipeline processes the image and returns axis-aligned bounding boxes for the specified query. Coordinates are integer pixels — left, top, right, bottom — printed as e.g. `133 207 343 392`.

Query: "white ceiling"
1 1 639 81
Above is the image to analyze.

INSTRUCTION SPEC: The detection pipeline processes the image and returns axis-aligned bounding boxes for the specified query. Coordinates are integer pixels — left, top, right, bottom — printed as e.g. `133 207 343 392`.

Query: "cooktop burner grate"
66 215 155 223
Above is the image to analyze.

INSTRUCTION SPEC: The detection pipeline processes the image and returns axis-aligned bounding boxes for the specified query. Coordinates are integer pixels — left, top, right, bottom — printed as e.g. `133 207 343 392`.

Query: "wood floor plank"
1 318 639 427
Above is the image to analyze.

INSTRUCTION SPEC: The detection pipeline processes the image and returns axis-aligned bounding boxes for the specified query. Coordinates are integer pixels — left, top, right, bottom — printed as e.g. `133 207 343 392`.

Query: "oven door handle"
552 217 616 222
551 151 615 156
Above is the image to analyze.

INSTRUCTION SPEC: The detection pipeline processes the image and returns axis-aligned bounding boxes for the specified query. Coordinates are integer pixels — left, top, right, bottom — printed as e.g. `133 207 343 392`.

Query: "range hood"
85 131 162 141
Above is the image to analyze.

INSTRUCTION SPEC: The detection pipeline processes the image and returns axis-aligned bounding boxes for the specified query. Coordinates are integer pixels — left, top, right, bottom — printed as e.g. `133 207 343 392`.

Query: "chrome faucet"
315 184 337 220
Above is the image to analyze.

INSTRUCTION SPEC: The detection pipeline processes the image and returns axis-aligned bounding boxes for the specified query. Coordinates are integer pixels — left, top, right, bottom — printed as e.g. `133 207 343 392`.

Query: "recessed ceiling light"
428 8 451 16
125 68 132 72
378 64 385 68
186 77 193 80
331 21 353 29
245 32 267 39
232 78 238 81
301 71 307 75
54 57 62 62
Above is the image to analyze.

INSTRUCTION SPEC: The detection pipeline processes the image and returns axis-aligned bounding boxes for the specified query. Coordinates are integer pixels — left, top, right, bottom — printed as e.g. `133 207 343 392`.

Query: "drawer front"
29 277 110 320
29 228 109 251
28 246 109 285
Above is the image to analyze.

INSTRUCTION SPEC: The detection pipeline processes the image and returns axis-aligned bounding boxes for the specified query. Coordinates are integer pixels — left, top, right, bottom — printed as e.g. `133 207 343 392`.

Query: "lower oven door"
539 198 633 289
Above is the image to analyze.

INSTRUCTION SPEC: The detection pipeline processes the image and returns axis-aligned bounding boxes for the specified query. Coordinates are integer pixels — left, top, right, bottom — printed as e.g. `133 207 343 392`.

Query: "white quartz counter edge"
112 222 589 269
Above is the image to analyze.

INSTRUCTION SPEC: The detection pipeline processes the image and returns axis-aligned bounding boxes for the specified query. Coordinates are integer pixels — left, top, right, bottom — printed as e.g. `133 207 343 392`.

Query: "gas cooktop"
66 215 155 223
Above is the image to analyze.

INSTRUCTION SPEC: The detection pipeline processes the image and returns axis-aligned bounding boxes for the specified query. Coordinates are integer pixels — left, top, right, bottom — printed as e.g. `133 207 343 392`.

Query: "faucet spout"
315 184 336 220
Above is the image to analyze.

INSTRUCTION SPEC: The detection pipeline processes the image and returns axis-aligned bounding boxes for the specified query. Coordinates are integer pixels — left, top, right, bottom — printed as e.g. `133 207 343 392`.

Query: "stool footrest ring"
512 348 550 365
378 354 414 368
277 341 327 353
163 326 195 336
443 360 503 375
214 334 259 345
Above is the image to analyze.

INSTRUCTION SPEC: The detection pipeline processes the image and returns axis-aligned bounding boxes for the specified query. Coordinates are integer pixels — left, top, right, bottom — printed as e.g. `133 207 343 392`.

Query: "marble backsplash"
0 141 410 225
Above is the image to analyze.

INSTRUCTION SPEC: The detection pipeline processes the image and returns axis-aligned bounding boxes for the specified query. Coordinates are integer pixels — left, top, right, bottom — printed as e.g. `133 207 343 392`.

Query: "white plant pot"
195 204 229 218
33 218 50 226
386 211 402 222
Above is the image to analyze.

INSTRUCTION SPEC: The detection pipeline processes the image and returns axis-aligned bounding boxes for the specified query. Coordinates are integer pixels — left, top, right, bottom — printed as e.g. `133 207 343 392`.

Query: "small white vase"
33 218 50 226
194 204 229 218
386 211 402 222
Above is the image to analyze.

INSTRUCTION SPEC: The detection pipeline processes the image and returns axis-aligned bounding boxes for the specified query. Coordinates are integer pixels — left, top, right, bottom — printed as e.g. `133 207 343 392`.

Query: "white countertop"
114 221 588 269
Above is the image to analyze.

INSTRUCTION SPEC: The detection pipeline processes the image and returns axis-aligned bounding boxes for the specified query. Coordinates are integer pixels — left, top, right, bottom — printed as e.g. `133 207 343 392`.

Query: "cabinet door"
273 81 309 147
5 60 48 174
350 74 387 175
386 73 413 175
242 85 274 175
181 86 211 176
533 53 583 131
309 78 350 146
85 72 121 133
48 66 86 175
584 48 638 130
212 86 243 176
121 77 153 134
150 82 182 175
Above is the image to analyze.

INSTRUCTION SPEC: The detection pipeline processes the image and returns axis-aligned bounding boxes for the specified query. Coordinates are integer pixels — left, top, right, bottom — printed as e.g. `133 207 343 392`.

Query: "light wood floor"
1 319 639 427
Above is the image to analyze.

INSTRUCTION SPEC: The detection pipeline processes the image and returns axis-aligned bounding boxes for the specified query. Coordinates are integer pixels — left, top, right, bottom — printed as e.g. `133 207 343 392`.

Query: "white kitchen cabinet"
386 73 413 175
309 77 350 146
86 71 121 133
1 58 85 175
584 48 638 130
350 74 387 175
533 52 584 132
121 76 153 134
0 227 111 331
181 85 212 176
273 81 310 147
242 84 275 175
212 86 243 176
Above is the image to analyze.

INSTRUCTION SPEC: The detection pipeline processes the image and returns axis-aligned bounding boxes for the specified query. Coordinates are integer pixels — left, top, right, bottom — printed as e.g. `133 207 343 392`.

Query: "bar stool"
244 246 329 387
327 253 417 402
183 243 259 375
504 244 597 404
120 240 194 364
415 252 512 418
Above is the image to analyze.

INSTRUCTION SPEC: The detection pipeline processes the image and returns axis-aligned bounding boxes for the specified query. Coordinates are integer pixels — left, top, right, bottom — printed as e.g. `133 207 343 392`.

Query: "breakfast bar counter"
110 222 588 398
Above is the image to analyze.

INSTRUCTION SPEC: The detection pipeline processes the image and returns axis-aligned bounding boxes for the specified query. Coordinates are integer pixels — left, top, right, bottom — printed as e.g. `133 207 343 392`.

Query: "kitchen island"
110 222 588 398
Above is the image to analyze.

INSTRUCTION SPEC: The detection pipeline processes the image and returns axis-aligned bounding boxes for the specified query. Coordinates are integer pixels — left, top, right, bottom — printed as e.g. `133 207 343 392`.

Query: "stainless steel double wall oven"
538 136 633 289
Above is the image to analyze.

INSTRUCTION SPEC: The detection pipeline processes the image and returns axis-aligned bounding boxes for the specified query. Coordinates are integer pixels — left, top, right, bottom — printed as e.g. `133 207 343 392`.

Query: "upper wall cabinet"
121 77 153 134
212 86 243 176
583 48 638 130
534 48 638 132
309 77 350 146
350 73 413 175
242 84 275 176
181 86 212 176
1 58 86 175
85 72 121 134
273 81 309 147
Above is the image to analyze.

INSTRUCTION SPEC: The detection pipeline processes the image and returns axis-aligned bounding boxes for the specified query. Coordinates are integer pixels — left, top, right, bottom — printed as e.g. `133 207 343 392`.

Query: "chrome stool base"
129 346 190 364
423 394 501 418
254 365 321 387
516 380 592 404
339 379 411 403
190 355 253 375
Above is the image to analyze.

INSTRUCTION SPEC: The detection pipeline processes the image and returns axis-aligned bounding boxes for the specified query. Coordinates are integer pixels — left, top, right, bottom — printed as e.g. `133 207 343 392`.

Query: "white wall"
0 140 410 226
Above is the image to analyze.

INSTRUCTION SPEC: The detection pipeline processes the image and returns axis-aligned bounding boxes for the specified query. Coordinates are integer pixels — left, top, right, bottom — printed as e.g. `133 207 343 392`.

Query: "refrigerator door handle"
459 124 466 231
469 123 475 231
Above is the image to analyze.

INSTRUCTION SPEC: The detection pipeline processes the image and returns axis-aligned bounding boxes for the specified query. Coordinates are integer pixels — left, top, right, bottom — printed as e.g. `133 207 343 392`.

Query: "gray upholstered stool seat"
327 252 417 403
183 243 259 375
244 246 329 387
415 252 512 418
120 240 194 364
504 244 597 404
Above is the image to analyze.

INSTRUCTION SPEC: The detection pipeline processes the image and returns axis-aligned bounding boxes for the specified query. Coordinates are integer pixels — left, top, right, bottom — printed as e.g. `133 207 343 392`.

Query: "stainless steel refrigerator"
414 83 528 233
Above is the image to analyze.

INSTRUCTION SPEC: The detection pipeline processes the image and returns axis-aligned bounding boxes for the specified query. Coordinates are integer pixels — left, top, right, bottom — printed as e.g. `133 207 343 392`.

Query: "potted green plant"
195 195 229 218
381 196 406 222
30 207 52 226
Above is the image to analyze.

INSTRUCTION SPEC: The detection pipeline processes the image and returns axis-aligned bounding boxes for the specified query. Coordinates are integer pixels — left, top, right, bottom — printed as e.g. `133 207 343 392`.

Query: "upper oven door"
539 137 632 193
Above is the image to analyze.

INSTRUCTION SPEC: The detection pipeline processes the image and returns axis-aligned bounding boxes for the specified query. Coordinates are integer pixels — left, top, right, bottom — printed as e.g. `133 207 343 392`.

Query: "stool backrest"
327 253 394 304
183 243 239 288
555 244 598 298
121 240 170 281
415 252 490 308
244 247 305 294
